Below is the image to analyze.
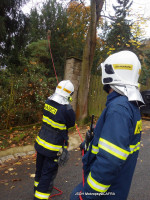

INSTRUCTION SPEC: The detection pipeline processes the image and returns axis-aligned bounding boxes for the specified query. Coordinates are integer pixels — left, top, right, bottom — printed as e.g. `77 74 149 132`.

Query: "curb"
0 145 35 164
0 132 84 164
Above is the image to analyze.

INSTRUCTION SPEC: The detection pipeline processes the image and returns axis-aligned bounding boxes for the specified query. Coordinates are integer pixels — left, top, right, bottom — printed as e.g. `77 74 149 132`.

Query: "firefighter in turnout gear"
70 50 144 200
34 80 75 200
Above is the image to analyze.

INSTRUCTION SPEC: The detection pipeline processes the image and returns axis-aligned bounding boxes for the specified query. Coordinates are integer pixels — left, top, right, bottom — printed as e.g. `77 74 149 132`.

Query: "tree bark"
76 0 104 120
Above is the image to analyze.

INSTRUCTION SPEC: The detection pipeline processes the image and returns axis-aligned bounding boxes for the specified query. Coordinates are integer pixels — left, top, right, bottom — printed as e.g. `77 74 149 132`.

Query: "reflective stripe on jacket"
82 91 142 200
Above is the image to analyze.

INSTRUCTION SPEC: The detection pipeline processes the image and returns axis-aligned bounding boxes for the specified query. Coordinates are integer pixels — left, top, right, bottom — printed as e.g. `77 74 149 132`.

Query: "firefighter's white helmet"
55 80 74 98
100 50 144 104
101 50 141 87
49 80 74 105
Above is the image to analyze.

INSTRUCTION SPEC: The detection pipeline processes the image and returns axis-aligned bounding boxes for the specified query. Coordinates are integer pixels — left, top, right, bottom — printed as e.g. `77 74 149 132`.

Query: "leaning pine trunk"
76 0 104 121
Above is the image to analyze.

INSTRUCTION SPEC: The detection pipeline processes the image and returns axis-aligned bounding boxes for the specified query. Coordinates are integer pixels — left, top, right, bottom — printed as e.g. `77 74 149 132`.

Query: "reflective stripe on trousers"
35 190 50 199
34 181 39 187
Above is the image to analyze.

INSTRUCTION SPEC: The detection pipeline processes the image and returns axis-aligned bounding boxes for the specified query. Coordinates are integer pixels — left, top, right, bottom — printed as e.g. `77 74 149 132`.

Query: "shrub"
0 64 57 129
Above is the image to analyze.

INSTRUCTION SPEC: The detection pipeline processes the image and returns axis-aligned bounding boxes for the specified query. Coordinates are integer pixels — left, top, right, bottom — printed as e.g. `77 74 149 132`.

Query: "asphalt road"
0 125 150 200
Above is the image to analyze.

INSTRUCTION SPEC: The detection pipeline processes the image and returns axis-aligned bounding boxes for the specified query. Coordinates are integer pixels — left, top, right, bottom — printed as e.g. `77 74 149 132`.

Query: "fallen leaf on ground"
14 131 19 133
12 178 21 182
8 168 14 171
30 174 35 178
10 134 14 139
0 179 8 184
10 172 18 176
14 162 22 165
11 144 16 148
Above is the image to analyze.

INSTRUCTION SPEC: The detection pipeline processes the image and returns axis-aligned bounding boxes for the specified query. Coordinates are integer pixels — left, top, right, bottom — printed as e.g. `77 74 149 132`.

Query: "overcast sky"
22 0 150 39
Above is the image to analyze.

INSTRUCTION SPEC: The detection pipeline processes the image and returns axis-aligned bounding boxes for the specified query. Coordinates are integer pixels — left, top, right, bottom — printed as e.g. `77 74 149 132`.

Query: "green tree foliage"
28 8 42 43
0 0 29 72
0 38 58 129
103 0 142 55
140 49 150 85
41 0 70 78
28 0 71 78
28 0 91 78
0 0 94 129
66 1 90 59
25 39 58 77
0 64 56 129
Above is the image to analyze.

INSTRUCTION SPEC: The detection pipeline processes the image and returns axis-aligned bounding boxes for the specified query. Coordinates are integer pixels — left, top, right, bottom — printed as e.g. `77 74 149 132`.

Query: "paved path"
0 120 150 200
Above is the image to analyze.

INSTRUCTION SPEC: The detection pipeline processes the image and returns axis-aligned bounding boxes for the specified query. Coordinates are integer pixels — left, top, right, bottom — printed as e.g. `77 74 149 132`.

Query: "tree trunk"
76 0 104 120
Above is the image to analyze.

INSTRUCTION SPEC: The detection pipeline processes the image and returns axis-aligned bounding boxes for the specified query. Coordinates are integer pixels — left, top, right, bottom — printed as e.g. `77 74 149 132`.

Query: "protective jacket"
82 91 142 200
35 98 75 157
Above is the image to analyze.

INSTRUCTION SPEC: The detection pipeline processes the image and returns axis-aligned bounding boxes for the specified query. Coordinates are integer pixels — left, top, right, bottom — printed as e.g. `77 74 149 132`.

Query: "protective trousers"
34 152 58 200
70 182 86 200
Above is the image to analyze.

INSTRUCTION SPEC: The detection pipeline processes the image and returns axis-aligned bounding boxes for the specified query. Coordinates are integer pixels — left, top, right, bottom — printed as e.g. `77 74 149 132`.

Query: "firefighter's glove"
81 130 94 152
57 148 69 167
79 140 86 151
